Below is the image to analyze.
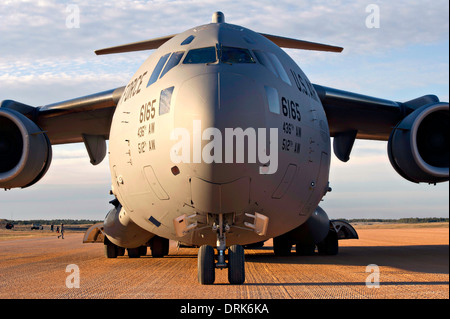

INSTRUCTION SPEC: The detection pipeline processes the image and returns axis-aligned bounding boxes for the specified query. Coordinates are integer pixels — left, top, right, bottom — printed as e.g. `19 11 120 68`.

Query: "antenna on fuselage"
212 11 225 23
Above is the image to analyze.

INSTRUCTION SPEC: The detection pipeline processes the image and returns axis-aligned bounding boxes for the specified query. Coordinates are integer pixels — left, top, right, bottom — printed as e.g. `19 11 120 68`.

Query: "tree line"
1 219 102 225
340 217 449 224
1 217 448 225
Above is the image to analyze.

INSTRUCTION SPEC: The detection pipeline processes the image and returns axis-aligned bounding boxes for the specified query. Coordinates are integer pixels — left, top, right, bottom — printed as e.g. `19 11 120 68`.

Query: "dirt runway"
0 226 448 299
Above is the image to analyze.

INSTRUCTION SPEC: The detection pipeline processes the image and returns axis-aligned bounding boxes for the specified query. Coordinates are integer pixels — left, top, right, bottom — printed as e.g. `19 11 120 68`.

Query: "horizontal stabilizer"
95 34 177 55
260 33 343 52
95 32 343 56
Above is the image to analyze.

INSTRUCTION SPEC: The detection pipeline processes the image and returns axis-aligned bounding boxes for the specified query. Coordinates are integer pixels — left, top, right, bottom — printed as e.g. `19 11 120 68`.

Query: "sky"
0 0 448 221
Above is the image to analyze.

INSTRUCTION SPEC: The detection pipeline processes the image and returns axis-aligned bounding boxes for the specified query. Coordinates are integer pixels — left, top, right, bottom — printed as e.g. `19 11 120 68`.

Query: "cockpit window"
183 46 257 65
159 86 174 115
267 52 291 85
160 51 184 79
220 46 255 64
253 50 291 85
253 50 277 76
183 47 217 64
181 35 195 45
147 53 170 87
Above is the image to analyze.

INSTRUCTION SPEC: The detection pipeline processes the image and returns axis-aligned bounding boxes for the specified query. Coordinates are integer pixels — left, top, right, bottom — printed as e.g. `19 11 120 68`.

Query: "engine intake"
0 108 52 189
388 103 449 184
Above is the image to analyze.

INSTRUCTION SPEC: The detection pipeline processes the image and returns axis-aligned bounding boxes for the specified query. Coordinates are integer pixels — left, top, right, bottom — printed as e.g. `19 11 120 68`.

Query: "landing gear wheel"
273 235 292 256
198 245 215 285
127 247 141 258
150 236 169 258
228 245 245 285
139 245 147 256
317 230 339 255
117 246 125 257
104 237 118 258
296 243 316 256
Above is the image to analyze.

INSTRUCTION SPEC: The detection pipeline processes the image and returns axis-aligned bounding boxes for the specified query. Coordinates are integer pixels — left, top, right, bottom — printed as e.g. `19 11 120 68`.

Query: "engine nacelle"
286 206 331 245
388 103 449 184
0 108 52 189
103 203 155 248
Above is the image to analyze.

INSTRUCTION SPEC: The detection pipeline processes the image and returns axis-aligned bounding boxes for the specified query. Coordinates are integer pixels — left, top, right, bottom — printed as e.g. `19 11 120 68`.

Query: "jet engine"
388 103 449 184
0 108 52 189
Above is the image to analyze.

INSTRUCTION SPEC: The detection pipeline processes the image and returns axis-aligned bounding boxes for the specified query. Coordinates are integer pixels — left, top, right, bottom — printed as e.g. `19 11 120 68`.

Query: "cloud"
1 0 448 59
1 0 447 104
41 144 111 186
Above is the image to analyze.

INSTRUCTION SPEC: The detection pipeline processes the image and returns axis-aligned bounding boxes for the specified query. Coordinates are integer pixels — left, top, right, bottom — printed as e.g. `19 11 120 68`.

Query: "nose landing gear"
197 244 245 285
197 214 245 285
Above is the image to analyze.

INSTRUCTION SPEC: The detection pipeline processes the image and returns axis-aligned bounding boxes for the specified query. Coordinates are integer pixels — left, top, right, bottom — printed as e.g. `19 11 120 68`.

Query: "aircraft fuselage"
108 20 331 247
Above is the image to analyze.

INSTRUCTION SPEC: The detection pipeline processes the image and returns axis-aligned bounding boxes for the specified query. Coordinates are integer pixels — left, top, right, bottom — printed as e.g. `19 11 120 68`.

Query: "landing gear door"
331 220 359 240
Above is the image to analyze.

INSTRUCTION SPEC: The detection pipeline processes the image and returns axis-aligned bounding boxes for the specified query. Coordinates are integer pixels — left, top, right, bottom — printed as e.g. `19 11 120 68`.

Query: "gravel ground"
0 226 448 299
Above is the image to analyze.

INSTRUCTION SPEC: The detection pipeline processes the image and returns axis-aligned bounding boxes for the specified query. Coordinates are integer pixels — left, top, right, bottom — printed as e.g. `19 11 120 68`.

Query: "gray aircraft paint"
108 17 331 247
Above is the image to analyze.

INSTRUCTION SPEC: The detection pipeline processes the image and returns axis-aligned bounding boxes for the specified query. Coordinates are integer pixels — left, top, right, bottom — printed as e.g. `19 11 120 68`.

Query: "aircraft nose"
175 72 264 127
172 71 271 182
171 71 274 214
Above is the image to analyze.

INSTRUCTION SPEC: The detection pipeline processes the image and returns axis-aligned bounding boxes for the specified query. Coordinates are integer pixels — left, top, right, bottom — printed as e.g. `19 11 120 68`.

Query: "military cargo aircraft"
0 12 448 285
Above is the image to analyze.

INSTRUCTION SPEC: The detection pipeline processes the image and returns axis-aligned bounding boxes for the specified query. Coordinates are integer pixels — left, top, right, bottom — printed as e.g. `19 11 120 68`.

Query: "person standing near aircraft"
57 223 65 239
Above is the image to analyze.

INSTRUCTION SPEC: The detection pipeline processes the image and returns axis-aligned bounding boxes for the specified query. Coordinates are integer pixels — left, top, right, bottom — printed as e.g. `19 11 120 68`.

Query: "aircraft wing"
0 86 125 178
313 84 448 163
0 82 447 189
1 86 124 144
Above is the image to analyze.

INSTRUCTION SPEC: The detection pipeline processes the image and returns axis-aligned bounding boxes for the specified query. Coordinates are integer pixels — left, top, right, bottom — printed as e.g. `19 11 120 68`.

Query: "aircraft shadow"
241 281 449 287
245 244 449 275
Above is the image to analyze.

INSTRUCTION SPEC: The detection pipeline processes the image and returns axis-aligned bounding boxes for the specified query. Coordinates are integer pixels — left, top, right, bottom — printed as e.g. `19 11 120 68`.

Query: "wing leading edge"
1 84 445 164
314 84 441 140
0 86 124 167
1 86 125 145
314 84 447 172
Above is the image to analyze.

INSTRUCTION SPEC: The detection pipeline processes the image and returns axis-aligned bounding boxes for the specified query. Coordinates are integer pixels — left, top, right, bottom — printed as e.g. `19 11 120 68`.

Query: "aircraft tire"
151 236 169 258
295 243 316 256
139 245 147 256
104 237 117 258
317 231 339 255
198 245 215 285
228 245 245 285
273 235 292 256
127 247 141 258
117 246 125 256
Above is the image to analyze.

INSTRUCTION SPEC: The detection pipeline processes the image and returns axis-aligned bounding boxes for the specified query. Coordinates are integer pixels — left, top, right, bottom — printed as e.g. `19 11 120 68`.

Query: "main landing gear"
104 235 169 258
197 214 245 285
273 229 339 256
